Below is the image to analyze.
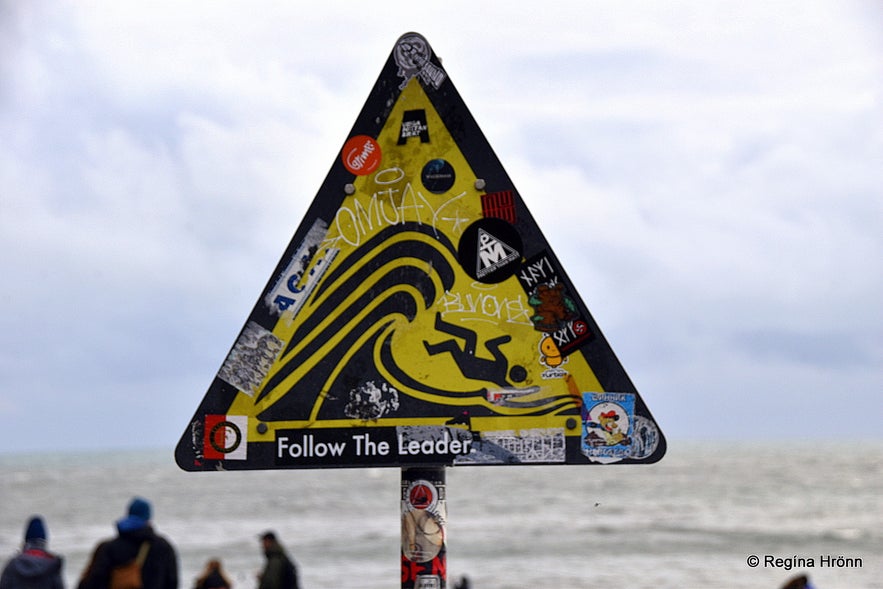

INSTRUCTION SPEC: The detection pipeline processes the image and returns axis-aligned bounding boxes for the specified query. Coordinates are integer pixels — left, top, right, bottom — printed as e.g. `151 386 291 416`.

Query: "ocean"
1 441 880 589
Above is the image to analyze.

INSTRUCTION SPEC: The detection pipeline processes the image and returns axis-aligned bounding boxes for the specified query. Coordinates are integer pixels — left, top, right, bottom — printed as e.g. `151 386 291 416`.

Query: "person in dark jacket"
78 498 178 589
193 560 231 589
0 515 64 589
256 532 299 589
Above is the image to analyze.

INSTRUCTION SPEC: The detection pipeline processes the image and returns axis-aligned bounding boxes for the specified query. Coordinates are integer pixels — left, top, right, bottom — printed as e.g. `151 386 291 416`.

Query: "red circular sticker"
407 482 436 510
342 135 382 176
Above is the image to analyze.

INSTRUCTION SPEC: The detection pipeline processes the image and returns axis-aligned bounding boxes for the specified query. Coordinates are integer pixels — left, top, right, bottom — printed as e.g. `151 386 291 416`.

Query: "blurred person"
0 516 64 589
78 497 178 589
780 574 814 589
256 532 299 589
193 560 231 589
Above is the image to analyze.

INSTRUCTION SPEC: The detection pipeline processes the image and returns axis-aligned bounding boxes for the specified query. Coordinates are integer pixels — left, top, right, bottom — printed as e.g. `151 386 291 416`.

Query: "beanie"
25 516 47 542
128 497 152 521
117 497 152 533
23 516 48 550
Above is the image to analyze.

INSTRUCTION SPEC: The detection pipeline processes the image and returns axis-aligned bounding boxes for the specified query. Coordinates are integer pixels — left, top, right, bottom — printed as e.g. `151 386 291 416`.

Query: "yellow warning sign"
176 33 665 470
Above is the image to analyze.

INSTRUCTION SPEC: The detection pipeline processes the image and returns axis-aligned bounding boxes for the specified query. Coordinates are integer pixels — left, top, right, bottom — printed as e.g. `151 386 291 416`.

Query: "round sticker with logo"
406 480 438 511
421 158 455 194
209 420 242 454
458 218 524 283
342 135 382 176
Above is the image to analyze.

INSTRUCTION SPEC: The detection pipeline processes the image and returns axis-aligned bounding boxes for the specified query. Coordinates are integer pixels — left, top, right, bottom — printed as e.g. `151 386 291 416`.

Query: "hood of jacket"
116 515 151 535
9 550 63 578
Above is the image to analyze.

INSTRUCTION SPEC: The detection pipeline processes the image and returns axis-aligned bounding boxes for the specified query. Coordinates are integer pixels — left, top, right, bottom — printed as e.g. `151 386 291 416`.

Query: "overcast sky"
1 1 880 455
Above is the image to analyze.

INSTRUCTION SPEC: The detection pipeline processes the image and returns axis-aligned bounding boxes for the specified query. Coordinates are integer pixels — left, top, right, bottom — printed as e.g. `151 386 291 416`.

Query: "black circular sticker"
458 218 523 283
421 159 455 194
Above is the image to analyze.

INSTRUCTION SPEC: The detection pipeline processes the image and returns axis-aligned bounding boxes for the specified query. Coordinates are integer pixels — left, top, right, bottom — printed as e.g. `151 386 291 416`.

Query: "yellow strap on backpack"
135 542 150 567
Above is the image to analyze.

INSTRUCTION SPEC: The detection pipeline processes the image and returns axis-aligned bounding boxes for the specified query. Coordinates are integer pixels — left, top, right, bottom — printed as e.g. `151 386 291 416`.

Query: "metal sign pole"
401 466 447 589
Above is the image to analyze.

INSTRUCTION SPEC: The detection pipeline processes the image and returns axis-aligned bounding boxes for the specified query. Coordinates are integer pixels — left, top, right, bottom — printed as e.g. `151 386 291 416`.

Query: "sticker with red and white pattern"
203 415 248 460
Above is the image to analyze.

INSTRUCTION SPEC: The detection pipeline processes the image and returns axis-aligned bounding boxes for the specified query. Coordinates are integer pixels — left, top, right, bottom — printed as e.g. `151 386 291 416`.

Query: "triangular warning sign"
175 33 666 471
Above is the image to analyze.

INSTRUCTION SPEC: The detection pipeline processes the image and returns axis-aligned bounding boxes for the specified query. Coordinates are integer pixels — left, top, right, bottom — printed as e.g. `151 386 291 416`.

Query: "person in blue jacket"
0 515 64 589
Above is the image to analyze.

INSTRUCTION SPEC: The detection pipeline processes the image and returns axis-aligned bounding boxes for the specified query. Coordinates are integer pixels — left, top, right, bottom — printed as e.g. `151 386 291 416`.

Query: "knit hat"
24 516 48 550
128 497 152 521
117 497 152 533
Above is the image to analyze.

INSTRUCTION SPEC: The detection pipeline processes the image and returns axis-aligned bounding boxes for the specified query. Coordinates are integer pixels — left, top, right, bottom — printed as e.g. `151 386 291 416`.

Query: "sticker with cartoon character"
581 392 636 464
517 251 592 355
394 33 446 90
538 334 568 379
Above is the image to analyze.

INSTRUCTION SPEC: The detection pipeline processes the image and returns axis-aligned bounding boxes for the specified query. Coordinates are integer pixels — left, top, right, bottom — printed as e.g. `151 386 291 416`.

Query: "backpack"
109 542 150 589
